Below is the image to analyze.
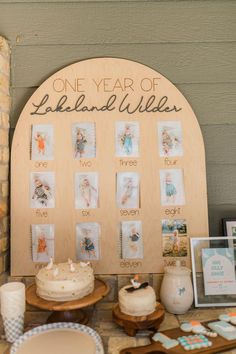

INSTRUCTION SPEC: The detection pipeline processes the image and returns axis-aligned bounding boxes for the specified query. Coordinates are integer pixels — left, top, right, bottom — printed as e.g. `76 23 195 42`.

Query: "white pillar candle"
0 282 25 317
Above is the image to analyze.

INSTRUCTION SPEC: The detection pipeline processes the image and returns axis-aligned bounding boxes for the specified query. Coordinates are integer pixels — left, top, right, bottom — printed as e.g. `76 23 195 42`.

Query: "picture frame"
190 237 236 307
222 218 236 237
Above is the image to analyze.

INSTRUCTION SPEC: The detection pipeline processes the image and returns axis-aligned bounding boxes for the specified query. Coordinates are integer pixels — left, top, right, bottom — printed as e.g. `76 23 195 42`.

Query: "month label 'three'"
119 159 138 167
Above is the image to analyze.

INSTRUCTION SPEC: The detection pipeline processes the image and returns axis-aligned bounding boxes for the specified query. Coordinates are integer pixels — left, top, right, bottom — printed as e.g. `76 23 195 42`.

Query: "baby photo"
30 172 55 208
115 121 140 157
116 172 140 209
75 172 99 209
158 121 183 157
31 124 54 160
76 222 100 261
159 169 185 206
161 219 188 257
121 220 143 259
72 122 96 159
31 224 54 263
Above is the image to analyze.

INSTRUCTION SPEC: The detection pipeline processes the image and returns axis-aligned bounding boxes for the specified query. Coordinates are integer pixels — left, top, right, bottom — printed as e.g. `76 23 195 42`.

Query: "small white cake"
119 283 157 316
36 260 94 302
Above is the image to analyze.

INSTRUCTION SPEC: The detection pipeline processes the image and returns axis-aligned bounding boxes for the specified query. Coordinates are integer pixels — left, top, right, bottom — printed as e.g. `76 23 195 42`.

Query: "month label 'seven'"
35 209 48 218
120 209 140 217
164 207 181 217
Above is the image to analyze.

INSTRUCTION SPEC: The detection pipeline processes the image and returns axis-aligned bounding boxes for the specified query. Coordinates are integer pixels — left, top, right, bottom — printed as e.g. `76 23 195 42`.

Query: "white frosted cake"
36 260 94 302
119 279 156 316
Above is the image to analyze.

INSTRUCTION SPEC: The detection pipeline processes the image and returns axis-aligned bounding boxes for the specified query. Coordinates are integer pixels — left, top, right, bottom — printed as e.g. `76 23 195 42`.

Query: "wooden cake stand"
113 303 165 336
26 278 109 324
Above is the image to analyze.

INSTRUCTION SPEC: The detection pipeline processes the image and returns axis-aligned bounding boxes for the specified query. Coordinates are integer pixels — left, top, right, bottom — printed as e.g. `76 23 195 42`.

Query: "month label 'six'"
81 210 91 217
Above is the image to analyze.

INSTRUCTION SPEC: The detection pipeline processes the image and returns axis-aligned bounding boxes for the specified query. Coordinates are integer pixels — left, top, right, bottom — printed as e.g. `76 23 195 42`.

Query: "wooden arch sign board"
11 58 209 276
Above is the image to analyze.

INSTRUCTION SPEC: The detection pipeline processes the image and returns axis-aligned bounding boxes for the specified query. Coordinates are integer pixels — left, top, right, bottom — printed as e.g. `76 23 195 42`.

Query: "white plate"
10 322 104 354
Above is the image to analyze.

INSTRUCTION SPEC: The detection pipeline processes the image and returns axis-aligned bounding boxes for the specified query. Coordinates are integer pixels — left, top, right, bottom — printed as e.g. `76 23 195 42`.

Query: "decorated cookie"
180 320 217 337
219 312 236 325
152 332 179 349
208 321 236 341
178 334 212 350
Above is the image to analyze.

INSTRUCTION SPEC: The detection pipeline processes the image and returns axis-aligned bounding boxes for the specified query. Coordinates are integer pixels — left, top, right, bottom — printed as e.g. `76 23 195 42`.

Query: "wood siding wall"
0 0 235 235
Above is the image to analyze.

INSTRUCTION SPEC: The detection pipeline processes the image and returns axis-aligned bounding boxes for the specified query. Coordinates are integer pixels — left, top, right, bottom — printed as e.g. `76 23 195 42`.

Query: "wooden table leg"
124 326 137 337
46 309 88 324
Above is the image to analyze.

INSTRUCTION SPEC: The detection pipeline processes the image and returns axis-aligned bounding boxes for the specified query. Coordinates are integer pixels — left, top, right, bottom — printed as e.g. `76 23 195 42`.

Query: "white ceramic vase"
160 262 193 314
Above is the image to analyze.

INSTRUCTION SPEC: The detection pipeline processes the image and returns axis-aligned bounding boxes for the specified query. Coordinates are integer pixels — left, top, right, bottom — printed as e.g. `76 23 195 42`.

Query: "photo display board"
11 58 209 275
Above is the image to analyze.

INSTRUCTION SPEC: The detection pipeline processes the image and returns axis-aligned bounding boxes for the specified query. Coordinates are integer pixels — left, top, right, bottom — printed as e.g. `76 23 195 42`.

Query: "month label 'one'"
34 162 48 168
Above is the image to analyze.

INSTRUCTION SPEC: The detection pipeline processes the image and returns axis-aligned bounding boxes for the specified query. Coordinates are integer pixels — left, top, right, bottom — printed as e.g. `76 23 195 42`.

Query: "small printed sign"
202 248 236 295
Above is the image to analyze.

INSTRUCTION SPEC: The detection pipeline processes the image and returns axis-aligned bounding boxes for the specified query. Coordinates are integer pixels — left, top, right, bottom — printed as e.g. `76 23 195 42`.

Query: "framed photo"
159 169 185 206
75 172 99 209
31 224 54 263
72 122 96 159
161 219 188 258
121 220 143 259
223 218 236 236
157 121 183 157
30 172 55 208
190 237 236 307
76 222 100 261
31 124 54 160
116 172 140 209
115 121 140 157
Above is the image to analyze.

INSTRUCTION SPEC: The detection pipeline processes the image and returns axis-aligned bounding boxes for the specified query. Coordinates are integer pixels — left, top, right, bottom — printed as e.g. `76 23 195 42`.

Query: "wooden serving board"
120 321 236 354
